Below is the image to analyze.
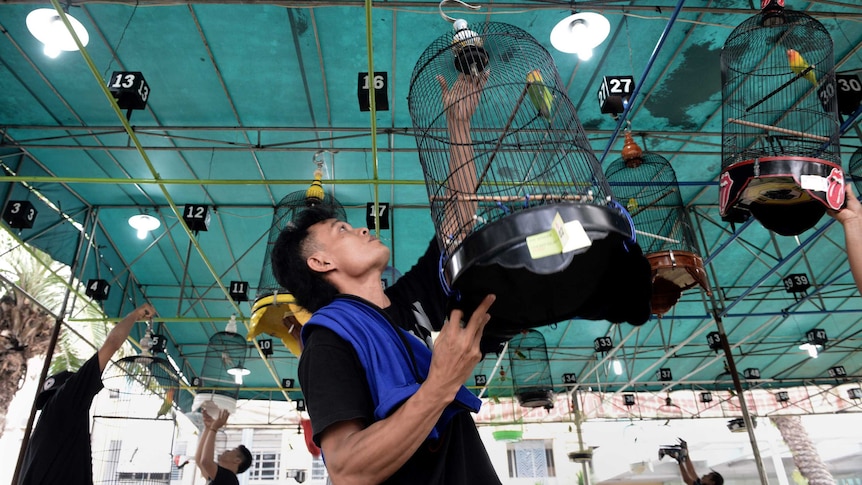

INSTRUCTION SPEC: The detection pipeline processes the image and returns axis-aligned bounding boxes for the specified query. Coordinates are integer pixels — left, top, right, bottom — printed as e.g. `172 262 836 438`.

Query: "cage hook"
439 0 481 24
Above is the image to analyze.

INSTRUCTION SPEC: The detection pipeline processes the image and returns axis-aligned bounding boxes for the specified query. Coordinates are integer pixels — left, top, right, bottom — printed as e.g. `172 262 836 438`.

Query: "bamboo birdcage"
605 132 710 316
719 4 845 236
408 20 651 336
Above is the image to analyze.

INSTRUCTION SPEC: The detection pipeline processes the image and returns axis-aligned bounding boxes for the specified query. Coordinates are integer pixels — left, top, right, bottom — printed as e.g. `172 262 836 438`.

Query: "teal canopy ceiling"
1 1 861 413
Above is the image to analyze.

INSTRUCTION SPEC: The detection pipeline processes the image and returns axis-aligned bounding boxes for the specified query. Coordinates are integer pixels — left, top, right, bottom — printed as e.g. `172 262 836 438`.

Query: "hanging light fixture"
226 365 250 385
550 12 611 61
26 8 90 59
128 214 161 239
611 358 623 376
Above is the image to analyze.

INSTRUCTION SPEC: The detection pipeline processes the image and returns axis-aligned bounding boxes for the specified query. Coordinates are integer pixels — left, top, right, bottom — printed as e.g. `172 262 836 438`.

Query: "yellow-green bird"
526 69 554 122
786 49 817 86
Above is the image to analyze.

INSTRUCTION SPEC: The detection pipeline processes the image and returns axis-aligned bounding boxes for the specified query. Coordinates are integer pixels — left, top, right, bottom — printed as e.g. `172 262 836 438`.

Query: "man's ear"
307 252 334 273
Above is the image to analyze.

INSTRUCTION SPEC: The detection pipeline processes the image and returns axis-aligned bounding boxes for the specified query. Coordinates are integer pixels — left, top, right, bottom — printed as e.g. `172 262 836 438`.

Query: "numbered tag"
229 281 249 302
593 336 613 353
282 378 295 388
783 273 811 293
623 394 636 406
743 368 761 379
776 391 790 402
806 328 827 345
597 75 635 115
108 71 150 110
657 368 672 382
85 279 111 301
183 204 211 232
474 375 487 386
366 202 390 230
3 200 38 229
700 391 713 403
562 373 578 385
828 365 846 378
259 338 274 357
358 72 389 112
706 331 722 351
150 334 167 353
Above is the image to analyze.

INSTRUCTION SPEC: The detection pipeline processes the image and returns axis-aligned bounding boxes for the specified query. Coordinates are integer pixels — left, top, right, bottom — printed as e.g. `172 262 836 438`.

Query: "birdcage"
719 4 845 236
408 20 651 335
249 158 346 357
192 330 249 416
92 355 180 484
508 330 554 409
605 132 710 316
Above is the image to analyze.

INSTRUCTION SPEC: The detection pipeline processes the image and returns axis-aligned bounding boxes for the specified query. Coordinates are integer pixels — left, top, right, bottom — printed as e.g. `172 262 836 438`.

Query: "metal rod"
727 118 830 142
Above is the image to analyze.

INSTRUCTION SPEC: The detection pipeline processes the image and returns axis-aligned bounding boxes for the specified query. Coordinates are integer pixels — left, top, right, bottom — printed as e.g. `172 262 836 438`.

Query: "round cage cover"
408 21 651 333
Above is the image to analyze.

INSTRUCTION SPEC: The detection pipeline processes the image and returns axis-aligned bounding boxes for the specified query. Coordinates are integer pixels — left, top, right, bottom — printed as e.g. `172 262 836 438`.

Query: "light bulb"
612 359 623 376
233 373 243 385
43 44 61 58
808 346 819 358
577 48 594 61
136 229 148 239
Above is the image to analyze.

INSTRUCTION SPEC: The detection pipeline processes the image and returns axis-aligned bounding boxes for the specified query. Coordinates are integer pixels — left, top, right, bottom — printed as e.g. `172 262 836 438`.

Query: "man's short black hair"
270 205 340 312
237 445 253 474
707 471 724 485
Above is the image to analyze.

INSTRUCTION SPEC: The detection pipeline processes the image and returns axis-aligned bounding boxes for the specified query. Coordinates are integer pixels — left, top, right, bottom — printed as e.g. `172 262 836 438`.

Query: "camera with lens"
658 444 682 461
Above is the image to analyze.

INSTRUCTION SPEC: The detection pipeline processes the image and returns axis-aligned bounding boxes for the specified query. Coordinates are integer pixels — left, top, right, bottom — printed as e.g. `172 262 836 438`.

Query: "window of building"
249 452 281 481
311 455 328 481
506 439 556 478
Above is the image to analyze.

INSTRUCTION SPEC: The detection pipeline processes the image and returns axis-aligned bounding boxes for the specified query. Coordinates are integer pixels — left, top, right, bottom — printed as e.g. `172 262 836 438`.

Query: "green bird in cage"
526 69 554 122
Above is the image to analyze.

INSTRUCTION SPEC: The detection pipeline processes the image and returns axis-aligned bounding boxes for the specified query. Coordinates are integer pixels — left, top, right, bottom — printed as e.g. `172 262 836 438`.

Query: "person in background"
675 438 724 485
17 303 155 485
830 184 862 291
195 408 252 485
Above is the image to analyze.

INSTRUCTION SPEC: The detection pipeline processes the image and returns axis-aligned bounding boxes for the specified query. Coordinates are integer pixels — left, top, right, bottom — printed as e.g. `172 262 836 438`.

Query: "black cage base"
444 203 652 338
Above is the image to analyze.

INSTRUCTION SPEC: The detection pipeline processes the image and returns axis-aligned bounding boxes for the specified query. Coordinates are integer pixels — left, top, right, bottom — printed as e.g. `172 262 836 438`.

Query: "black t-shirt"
207 465 239 485
18 353 105 485
298 240 501 485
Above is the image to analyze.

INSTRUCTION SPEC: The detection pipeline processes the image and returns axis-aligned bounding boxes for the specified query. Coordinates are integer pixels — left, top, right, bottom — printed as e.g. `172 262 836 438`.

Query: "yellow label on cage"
526 216 591 259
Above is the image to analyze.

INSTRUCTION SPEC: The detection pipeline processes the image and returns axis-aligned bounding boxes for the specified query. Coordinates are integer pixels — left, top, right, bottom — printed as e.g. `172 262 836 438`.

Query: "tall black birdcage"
605 132 710 316
408 20 651 336
249 160 346 357
719 3 845 236
508 330 554 409
192 329 249 416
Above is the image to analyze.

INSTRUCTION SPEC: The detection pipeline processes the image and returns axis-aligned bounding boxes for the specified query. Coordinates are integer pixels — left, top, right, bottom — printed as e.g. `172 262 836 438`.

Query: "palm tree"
0 233 107 439
770 415 835 485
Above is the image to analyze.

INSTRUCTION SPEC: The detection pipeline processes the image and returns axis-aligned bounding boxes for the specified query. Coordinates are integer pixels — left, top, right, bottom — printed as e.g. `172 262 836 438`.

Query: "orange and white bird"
786 48 817 86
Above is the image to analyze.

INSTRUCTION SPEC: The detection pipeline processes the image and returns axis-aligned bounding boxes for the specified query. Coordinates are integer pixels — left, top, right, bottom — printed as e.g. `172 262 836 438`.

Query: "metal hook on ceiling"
439 0 481 23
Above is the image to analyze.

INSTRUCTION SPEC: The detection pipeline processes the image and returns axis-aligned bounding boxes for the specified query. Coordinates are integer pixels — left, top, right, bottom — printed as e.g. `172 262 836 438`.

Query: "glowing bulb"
577 47 594 61
43 44 61 58
612 359 623 376
227 366 250 385
799 343 819 358
128 214 160 240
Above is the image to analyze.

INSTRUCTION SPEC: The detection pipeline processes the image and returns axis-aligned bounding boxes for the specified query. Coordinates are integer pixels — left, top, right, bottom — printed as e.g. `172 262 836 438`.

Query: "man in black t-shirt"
271 72 500 485
674 438 724 485
17 303 155 485
194 408 252 485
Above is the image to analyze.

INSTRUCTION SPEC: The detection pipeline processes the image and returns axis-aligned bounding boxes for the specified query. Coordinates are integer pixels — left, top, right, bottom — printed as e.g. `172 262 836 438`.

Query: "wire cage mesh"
98 355 181 419
605 139 710 315
507 330 554 409
194 331 248 413
92 355 180 485
250 188 346 357
850 146 862 196
408 21 651 334
719 6 844 236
